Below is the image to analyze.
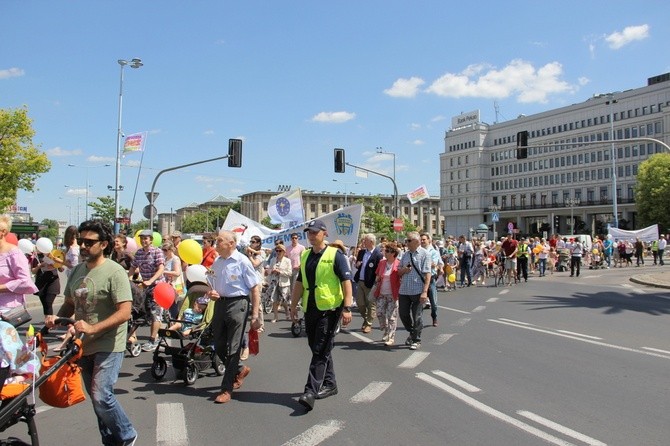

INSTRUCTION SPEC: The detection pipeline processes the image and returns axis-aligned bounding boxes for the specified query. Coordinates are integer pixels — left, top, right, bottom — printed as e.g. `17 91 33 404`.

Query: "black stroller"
0 318 81 446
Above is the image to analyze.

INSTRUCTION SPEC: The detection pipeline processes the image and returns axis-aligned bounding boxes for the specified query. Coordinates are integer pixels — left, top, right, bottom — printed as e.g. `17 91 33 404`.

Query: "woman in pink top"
0 215 38 313
373 242 401 346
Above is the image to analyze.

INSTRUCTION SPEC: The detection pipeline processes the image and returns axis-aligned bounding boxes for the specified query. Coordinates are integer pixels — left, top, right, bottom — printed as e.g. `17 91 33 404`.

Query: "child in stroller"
168 296 208 336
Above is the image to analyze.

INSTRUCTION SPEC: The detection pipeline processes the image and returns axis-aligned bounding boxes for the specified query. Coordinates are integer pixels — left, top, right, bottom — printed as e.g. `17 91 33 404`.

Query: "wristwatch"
342 306 352 313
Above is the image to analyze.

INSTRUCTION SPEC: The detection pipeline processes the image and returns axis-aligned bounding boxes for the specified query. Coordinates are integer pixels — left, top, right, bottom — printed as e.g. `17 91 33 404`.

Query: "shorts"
504 257 517 271
144 287 164 323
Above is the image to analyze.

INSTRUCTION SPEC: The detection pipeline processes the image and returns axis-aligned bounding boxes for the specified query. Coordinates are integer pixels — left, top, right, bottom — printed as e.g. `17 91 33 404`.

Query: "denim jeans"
538 258 547 276
426 277 438 320
79 352 137 446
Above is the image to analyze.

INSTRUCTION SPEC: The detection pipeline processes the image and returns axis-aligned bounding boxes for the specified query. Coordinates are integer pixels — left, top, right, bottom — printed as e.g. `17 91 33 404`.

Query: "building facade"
440 73 670 239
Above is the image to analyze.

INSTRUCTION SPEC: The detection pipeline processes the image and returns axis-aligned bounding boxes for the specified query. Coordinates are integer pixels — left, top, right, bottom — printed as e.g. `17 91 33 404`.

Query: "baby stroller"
150 293 222 385
0 318 81 446
126 280 151 357
556 248 571 272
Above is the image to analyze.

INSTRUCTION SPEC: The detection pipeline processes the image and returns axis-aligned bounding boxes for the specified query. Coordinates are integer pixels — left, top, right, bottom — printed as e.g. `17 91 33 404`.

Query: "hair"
290 232 299 238
384 241 399 257
161 241 175 253
0 215 11 233
250 235 262 243
78 219 114 256
64 225 79 248
420 232 432 241
406 231 420 242
362 233 377 244
114 234 128 248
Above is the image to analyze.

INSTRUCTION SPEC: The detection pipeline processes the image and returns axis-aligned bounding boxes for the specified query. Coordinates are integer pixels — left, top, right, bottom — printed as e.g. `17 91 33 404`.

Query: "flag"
267 189 305 225
123 132 147 155
355 169 368 178
406 184 430 204
223 204 364 250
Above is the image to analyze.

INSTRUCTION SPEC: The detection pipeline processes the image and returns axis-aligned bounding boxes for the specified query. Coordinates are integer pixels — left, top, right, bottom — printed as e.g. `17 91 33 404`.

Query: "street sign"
145 192 159 203
393 218 404 232
507 222 514 233
143 205 157 219
492 212 499 222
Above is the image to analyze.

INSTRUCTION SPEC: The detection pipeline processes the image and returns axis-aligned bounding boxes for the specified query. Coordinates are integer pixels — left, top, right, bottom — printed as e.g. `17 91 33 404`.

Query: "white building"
440 73 670 239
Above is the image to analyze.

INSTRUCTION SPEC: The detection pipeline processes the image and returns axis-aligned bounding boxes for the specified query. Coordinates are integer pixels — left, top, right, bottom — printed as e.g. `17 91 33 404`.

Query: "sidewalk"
630 272 670 289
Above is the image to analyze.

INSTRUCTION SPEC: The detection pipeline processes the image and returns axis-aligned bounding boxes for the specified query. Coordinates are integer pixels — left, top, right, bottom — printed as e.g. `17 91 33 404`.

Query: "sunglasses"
275 249 283 253
251 240 261 244
77 237 101 248
385 249 396 253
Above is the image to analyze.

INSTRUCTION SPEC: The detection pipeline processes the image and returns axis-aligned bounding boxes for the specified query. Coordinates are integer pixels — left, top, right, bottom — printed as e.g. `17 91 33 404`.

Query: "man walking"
570 238 583 277
420 233 442 327
287 232 306 295
457 235 473 287
658 234 666 266
207 230 262 404
353 233 382 333
290 219 353 411
398 231 431 350
516 237 530 283
46 219 137 446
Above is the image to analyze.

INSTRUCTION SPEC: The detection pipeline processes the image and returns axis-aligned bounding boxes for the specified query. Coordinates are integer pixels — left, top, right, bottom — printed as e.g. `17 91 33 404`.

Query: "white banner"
406 184 430 205
222 204 364 250
267 189 305 225
608 224 659 243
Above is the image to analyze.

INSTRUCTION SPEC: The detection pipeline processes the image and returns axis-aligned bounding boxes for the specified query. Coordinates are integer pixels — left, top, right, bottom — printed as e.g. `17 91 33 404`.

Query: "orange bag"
248 328 259 356
38 335 86 408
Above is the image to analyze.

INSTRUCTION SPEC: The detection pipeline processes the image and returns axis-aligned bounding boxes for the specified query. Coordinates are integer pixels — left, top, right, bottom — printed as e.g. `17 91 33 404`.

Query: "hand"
44 315 57 328
250 318 262 331
73 320 95 335
341 311 352 327
208 290 221 301
290 306 299 323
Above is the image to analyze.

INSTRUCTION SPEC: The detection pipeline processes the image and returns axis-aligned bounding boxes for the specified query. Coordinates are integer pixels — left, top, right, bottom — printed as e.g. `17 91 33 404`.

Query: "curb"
629 276 670 290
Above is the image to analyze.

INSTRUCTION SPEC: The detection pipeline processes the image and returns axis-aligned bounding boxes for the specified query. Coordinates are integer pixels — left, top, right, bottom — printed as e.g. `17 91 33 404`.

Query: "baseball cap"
139 229 153 238
196 296 210 305
170 231 182 238
304 219 327 232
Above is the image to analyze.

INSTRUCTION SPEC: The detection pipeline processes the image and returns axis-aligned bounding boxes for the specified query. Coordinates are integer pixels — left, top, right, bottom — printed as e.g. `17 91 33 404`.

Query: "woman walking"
373 242 400 346
62 225 80 277
0 215 38 315
268 243 292 322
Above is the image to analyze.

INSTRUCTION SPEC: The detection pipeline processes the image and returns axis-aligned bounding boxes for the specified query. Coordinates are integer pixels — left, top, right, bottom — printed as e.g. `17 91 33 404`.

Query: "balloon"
153 282 175 310
592 249 599 255
186 264 208 284
178 239 203 265
152 232 162 247
36 237 54 254
134 230 142 248
533 246 541 254
17 239 35 255
448 273 456 283
126 236 138 254
5 233 18 245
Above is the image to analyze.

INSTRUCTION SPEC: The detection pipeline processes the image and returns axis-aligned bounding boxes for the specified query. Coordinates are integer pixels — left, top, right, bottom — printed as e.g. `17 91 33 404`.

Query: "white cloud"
383 76 425 98
65 187 87 196
410 123 421 130
425 59 576 103
0 67 25 80
203 130 215 135
87 155 114 163
578 77 590 86
605 24 650 49
47 147 82 157
310 111 356 124
411 139 425 145
431 115 446 122
124 160 141 168
195 175 224 184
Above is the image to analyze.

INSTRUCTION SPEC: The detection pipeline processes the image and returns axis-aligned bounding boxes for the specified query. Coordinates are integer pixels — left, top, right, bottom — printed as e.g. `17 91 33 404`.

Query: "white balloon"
35 237 54 254
17 239 34 255
186 264 208 284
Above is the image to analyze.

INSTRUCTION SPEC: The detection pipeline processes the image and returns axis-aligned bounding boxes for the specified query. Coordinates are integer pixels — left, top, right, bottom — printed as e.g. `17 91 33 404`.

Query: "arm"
73 301 132 336
249 284 262 330
340 279 353 326
144 264 165 286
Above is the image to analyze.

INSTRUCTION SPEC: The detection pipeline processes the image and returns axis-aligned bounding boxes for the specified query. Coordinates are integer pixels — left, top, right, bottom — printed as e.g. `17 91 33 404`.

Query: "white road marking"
557 330 603 340
471 305 486 313
453 317 471 327
282 420 345 446
517 411 607 446
350 381 392 403
642 346 670 355
398 351 430 369
416 373 576 446
432 370 481 393
489 319 670 360
35 405 53 414
432 333 456 345
156 402 189 446
498 318 531 326
343 330 374 343
438 305 471 314
499 289 510 295
486 297 499 303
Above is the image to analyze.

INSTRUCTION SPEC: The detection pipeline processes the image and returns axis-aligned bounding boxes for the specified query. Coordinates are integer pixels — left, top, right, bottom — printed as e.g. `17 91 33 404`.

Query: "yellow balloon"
178 239 203 265
592 248 598 255
448 273 456 283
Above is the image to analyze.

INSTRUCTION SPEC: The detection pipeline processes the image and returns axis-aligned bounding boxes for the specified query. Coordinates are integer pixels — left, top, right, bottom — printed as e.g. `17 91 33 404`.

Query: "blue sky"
2 1 669 224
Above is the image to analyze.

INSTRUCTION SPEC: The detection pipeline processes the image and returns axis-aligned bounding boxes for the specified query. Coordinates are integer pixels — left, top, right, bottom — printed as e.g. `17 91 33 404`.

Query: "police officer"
290 219 353 411
516 237 530 282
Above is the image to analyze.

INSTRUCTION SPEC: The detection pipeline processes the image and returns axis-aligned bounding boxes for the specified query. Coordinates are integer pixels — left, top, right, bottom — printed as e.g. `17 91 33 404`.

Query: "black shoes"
316 385 338 400
298 392 316 411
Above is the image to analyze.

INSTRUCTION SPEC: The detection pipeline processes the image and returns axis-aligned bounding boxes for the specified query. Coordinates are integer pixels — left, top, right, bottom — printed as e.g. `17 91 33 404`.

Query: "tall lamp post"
565 198 580 235
114 58 143 234
606 94 618 228
376 147 397 218
68 163 110 220
332 179 358 206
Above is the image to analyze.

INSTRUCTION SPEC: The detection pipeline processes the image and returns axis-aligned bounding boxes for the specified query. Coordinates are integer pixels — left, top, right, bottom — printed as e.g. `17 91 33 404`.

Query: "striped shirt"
399 246 431 295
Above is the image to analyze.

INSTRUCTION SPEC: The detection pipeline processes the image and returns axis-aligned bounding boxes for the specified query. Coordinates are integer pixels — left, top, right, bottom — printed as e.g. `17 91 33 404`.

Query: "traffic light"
334 148 345 173
228 139 242 168
516 130 528 160
554 215 560 228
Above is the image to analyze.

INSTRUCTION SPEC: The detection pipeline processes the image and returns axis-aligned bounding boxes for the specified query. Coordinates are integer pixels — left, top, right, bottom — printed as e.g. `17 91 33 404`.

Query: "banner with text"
406 184 430 204
608 224 659 243
267 189 305 226
123 132 148 155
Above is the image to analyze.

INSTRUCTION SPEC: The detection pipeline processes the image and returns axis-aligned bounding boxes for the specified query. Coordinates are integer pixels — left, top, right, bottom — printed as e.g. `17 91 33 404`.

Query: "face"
306 230 325 245
405 237 420 251
363 238 375 250
78 230 107 261
114 237 126 250
420 235 430 248
291 235 299 245
140 235 152 248
194 303 206 314
215 235 236 257
275 248 284 257
384 247 396 259
250 238 262 249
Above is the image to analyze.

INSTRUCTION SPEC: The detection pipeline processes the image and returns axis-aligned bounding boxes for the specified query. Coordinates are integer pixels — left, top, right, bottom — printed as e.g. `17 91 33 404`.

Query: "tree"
181 207 233 234
88 196 130 227
0 107 51 209
40 218 59 240
635 153 670 231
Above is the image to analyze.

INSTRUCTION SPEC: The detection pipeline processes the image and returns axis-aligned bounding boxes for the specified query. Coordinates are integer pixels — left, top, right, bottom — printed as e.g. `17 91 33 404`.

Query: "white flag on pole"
267 189 305 225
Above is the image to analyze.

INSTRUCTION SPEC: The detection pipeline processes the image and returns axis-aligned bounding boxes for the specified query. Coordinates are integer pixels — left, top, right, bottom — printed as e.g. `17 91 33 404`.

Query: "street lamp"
332 179 358 206
114 57 143 234
565 198 581 235
68 163 110 220
606 94 618 228
64 186 84 224
376 147 397 218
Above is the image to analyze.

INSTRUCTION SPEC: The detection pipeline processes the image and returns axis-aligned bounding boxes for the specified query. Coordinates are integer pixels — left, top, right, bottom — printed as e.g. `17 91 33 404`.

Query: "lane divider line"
452 317 471 327
350 381 392 403
156 402 189 446
486 297 499 303
471 305 486 313
499 289 510 295
432 333 456 345
557 330 603 340
398 351 430 369
282 420 345 446
642 346 670 355
432 370 481 393
342 329 374 344
498 318 532 326
438 305 471 315
517 410 607 446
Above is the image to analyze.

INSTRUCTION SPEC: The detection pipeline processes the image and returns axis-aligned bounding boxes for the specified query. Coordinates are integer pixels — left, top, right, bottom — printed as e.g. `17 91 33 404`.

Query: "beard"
80 249 103 263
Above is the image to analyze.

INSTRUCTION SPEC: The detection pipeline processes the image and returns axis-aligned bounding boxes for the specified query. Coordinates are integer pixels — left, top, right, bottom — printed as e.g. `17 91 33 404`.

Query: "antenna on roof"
494 100 500 124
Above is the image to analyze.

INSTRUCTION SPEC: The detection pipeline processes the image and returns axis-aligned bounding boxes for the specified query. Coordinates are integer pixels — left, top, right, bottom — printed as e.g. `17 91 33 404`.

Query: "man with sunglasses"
46 219 137 446
286 232 305 295
398 231 431 350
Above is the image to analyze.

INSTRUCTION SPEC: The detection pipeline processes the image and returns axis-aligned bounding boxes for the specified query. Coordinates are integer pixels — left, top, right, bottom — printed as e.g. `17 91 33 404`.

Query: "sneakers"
382 333 389 342
141 339 159 352
405 336 413 346
120 435 138 446
409 342 421 350
214 391 232 404
384 337 395 346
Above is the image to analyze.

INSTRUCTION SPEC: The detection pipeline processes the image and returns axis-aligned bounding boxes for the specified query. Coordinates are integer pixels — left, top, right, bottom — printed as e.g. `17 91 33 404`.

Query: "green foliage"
261 216 281 229
39 218 59 239
88 196 130 228
0 107 51 209
358 195 417 239
181 207 232 233
635 153 670 231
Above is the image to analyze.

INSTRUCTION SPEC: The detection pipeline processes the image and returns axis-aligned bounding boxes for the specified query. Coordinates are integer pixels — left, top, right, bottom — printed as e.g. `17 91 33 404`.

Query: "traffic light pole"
343 162 399 219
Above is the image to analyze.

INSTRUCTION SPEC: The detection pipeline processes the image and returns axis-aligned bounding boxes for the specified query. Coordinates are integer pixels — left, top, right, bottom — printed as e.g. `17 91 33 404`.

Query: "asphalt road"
4 265 670 445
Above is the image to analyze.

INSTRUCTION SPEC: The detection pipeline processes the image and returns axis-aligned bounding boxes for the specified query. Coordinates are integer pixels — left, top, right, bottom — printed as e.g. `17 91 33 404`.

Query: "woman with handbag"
31 252 63 317
0 215 38 317
373 242 401 346
162 241 184 319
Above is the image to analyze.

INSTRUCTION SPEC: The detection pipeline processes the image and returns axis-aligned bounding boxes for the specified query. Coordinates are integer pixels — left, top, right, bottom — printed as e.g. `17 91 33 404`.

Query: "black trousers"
570 256 581 276
211 297 249 392
304 308 340 394
516 257 528 281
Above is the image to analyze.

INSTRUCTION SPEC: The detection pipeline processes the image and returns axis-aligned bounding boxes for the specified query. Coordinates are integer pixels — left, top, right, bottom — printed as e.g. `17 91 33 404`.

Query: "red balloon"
153 282 175 310
5 233 18 245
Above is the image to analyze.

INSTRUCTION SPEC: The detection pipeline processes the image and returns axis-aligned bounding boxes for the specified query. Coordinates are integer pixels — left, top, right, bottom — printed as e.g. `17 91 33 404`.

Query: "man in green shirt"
46 219 136 446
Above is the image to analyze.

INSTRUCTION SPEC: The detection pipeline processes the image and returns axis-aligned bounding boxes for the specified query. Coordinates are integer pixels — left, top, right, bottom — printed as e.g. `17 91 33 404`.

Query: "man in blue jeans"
46 219 137 446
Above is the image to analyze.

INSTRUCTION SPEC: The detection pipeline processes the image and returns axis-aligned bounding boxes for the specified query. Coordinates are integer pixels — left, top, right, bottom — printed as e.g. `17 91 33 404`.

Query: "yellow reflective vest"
300 246 344 311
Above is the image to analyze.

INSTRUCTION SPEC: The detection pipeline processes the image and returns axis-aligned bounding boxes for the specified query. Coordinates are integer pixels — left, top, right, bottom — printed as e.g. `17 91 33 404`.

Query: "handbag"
1 305 32 328
248 328 259 356
37 333 86 408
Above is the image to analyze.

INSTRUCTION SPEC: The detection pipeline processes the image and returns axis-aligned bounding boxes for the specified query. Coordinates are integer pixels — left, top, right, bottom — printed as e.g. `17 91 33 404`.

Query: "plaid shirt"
399 246 430 295
131 246 165 283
